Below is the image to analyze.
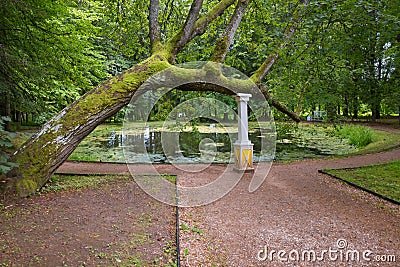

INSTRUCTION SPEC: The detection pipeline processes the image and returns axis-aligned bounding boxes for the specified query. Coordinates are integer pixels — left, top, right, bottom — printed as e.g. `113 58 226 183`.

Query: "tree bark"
173 0 204 55
343 97 349 117
149 0 161 52
371 103 381 122
210 0 249 62
16 110 21 130
166 0 236 62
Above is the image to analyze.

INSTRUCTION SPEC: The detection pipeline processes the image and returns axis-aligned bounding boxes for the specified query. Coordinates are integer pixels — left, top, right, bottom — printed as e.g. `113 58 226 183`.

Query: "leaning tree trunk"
2 0 306 197
3 54 170 196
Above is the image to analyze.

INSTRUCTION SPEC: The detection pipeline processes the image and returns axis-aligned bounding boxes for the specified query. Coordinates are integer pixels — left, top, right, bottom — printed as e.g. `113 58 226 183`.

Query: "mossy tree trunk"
3 0 305 197
5 54 171 196
3 0 237 197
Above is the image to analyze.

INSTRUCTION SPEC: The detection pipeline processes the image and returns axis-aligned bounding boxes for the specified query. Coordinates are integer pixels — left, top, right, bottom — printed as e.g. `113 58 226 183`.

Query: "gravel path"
56 148 400 266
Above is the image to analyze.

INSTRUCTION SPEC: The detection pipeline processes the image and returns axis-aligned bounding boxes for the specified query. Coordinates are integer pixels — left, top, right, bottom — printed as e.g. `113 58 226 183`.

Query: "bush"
335 125 373 148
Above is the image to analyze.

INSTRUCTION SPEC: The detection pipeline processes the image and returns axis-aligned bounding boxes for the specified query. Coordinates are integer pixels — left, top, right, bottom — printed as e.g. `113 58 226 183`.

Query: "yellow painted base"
234 144 254 171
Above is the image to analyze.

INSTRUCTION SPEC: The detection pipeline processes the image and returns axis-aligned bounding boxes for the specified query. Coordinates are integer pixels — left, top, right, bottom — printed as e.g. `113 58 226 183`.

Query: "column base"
233 143 254 172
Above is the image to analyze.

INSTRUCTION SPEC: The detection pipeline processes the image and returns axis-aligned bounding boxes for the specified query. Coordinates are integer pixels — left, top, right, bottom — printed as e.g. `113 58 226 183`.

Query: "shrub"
336 125 373 148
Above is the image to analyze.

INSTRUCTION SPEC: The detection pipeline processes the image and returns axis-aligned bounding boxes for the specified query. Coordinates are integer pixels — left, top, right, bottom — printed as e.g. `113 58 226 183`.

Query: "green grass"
324 161 400 202
358 129 400 153
335 125 373 148
40 174 131 193
40 174 177 194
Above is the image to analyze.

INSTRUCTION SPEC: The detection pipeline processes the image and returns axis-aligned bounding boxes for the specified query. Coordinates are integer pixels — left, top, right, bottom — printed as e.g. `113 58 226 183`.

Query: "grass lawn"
358 129 400 153
324 161 400 203
40 174 177 194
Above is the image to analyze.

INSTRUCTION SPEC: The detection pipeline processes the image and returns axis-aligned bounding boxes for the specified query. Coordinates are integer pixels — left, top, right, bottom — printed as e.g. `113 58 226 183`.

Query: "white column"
234 93 254 171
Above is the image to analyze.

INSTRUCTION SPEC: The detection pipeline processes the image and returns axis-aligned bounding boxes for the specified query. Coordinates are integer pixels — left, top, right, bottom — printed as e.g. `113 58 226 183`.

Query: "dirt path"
2 146 400 266
177 149 400 266
58 148 400 266
0 176 176 266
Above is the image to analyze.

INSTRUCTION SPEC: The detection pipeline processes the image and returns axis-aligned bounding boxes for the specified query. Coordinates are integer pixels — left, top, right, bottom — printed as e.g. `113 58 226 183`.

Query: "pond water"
105 127 272 163
69 123 356 163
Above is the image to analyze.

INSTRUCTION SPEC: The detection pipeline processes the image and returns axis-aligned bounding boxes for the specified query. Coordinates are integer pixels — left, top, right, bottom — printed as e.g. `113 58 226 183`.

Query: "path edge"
318 169 400 205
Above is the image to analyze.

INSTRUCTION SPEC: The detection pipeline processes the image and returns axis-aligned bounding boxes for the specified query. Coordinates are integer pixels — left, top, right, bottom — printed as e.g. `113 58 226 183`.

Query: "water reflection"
95 126 341 163
105 127 276 163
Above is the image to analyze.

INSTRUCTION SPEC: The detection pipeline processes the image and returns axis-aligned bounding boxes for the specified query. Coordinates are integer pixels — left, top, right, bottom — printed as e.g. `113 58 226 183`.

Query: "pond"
69 122 357 163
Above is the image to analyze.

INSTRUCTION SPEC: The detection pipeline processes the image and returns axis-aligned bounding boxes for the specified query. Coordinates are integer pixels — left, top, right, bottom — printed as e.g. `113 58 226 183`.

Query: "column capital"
236 93 252 102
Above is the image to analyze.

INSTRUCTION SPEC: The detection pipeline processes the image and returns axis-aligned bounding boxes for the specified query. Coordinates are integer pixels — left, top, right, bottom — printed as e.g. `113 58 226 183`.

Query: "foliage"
335 125 373 148
2 0 398 122
0 0 108 116
265 0 400 119
0 117 18 174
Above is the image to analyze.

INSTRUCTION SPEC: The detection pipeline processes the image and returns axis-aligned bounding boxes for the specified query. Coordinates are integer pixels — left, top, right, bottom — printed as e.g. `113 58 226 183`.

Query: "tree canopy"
0 0 108 119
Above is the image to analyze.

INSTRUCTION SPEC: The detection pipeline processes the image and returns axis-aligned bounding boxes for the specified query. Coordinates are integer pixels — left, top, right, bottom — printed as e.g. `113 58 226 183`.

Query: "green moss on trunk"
6 55 171 197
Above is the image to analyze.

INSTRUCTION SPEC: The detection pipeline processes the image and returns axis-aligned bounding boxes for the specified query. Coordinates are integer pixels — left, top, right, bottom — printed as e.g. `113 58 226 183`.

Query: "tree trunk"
343 97 349 117
3 55 170 196
371 103 381 122
352 97 359 120
326 103 337 122
5 92 12 131
16 110 21 130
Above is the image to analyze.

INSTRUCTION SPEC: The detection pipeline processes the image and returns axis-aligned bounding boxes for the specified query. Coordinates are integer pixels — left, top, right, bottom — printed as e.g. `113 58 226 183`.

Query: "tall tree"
1 0 323 196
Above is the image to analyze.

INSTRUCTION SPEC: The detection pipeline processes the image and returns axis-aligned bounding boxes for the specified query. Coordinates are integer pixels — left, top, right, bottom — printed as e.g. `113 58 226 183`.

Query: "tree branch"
166 0 236 61
210 0 249 63
250 0 310 84
149 0 161 52
173 0 204 55
260 85 301 122
190 0 236 40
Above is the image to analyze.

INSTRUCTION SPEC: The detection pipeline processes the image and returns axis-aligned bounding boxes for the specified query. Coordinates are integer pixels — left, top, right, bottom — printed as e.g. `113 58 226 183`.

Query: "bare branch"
210 0 249 63
149 0 161 52
250 0 310 84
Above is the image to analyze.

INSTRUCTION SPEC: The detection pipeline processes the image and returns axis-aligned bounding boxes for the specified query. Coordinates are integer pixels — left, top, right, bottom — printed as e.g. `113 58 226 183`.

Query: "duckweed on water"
68 122 399 163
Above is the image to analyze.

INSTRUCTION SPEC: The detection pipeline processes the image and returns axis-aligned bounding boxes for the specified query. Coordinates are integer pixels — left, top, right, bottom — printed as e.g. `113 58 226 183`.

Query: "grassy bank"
324 161 400 203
